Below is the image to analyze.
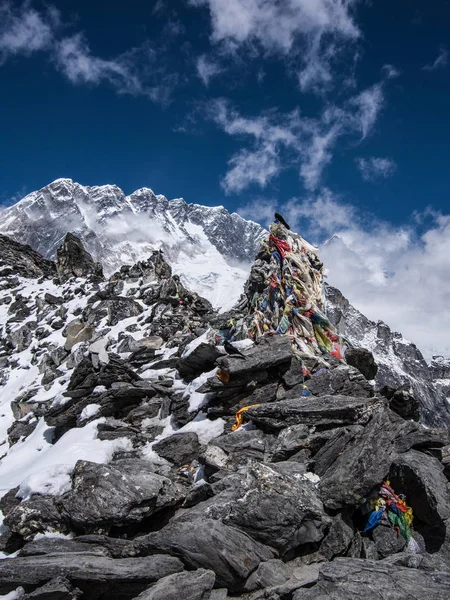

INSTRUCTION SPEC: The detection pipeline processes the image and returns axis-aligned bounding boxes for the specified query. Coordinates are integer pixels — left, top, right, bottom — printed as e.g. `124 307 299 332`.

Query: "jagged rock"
132 569 215 600
136 519 274 591
292 557 450 600
372 525 406 557
246 395 383 432
0 234 56 279
153 433 201 465
295 364 373 398
56 233 103 283
5 495 65 541
379 385 421 421
0 554 183 598
64 320 95 351
57 459 183 533
319 409 401 509
177 342 222 381
7 418 38 445
0 486 21 517
22 576 82 599
177 462 328 555
345 347 378 380
320 514 354 559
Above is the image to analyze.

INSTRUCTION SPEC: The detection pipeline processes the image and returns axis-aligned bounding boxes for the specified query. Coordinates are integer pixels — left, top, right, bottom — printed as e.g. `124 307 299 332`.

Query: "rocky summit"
0 216 449 600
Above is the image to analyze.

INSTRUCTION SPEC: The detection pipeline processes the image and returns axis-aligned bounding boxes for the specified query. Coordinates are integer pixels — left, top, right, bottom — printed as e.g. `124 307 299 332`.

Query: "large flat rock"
0 554 183 599
246 395 383 431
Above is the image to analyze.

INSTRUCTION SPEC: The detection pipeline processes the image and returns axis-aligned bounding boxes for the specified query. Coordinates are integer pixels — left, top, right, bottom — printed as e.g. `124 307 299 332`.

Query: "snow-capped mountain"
0 179 266 311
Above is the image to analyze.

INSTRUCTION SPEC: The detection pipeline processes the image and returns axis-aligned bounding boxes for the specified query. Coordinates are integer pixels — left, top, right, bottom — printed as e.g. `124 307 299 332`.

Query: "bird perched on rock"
274 212 290 230
224 340 246 358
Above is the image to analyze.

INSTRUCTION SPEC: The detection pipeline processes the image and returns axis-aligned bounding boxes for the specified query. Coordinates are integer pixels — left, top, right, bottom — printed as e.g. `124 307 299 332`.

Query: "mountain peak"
0 180 266 311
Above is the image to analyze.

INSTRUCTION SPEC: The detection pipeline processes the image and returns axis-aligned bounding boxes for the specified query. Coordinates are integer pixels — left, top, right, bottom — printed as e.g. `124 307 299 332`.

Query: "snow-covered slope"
0 179 266 311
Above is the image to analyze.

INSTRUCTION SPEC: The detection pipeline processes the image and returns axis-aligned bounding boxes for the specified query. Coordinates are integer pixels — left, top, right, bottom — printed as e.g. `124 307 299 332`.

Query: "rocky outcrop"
56 232 104 282
0 234 56 279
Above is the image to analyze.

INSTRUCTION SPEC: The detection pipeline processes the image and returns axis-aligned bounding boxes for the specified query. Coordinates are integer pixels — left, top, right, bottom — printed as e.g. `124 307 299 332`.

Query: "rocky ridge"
0 230 449 599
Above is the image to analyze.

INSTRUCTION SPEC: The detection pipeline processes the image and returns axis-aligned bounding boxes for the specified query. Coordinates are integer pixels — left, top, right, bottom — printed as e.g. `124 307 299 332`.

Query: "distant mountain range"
0 179 266 311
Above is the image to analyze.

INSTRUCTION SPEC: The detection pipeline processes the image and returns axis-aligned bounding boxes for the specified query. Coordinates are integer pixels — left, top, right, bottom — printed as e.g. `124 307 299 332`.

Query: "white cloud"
189 0 361 93
264 190 450 359
0 1 56 62
54 34 143 94
207 80 385 193
237 198 277 227
423 46 448 71
196 54 222 86
351 83 384 138
356 157 397 181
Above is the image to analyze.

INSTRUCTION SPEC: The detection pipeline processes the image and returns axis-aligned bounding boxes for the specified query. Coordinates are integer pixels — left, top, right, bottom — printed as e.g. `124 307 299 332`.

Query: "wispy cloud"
423 46 448 71
0 1 57 63
206 80 386 193
196 54 222 86
382 64 401 79
189 0 361 94
54 34 144 94
356 157 397 182
0 1 181 104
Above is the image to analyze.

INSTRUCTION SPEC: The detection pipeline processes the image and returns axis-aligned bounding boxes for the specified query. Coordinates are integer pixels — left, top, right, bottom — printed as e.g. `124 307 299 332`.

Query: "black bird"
224 340 246 359
274 212 290 230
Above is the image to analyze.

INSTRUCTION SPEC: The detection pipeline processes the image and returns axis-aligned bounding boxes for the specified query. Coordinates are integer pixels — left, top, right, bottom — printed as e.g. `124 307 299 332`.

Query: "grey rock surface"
132 569 215 600
136 519 274 591
293 557 450 600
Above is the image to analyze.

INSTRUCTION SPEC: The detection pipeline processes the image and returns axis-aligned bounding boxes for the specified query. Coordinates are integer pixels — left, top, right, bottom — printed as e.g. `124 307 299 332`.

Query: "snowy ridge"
325 284 450 427
0 179 266 311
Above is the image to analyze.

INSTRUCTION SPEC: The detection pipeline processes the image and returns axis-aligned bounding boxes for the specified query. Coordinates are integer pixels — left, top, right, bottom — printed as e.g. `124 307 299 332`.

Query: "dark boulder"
299 364 373 398
372 525 406 557
177 342 222 381
5 495 65 541
319 409 401 509
57 459 183 533
177 462 328 555
345 347 378 380
56 233 103 283
136 519 274 591
153 433 201 465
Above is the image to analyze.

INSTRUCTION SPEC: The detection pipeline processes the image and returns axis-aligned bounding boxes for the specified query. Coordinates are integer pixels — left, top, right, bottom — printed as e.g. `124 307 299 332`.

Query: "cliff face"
325 284 450 428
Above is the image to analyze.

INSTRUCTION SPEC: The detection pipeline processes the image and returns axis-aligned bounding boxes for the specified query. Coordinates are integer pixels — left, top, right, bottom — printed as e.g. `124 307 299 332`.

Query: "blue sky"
1 0 450 357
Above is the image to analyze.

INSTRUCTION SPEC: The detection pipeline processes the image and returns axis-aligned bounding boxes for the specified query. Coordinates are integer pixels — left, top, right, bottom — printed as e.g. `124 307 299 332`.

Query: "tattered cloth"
363 481 416 549
245 223 343 361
